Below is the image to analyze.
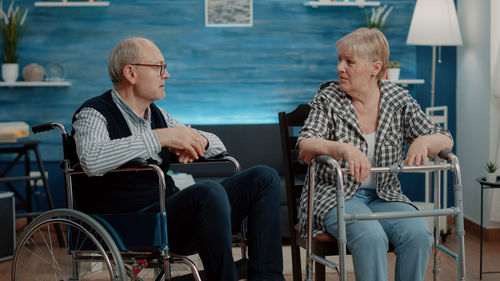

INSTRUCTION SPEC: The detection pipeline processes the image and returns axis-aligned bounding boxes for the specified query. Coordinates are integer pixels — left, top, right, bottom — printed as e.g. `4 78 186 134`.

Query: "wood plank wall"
1 0 419 161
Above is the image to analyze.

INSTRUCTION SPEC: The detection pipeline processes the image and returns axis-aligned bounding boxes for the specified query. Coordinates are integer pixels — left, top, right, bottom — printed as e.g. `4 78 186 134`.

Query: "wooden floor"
2 218 499 281
282 230 500 281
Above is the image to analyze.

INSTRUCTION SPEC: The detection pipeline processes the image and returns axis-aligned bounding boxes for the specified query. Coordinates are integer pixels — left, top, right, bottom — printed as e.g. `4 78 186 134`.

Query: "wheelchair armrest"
68 160 168 212
196 151 229 161
68 154 240 213
170 152 241 176
195 153 240 172
118 158 154 169
70 158 156 172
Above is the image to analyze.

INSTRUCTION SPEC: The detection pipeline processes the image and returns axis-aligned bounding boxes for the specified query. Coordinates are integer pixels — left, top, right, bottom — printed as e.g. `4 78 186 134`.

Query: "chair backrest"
278 104 311 235
425 106 448 130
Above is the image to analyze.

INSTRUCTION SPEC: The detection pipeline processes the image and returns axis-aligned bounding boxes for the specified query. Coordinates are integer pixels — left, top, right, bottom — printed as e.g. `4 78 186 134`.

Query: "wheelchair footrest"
168 258 247 281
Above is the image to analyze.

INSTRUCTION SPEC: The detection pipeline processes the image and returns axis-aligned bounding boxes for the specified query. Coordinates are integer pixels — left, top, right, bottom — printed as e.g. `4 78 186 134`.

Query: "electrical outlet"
29 171 48 187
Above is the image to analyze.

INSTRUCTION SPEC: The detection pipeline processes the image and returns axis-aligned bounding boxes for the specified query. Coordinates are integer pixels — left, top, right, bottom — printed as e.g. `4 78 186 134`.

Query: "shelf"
392 79 425 84
305 1 380 8
0 81 72 87
34 1 109 7
391 79 425 87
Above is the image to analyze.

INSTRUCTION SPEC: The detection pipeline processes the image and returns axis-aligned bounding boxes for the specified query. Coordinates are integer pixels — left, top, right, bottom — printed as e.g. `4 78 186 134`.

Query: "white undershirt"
360 132 376 189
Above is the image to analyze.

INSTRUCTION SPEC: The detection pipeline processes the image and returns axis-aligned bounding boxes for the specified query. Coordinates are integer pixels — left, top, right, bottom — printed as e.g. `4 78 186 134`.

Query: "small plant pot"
486 172 497 183
2 63 19 83
387 68 400 81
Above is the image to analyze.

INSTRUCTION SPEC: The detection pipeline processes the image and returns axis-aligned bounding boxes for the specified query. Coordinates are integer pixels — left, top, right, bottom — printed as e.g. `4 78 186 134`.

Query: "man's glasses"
132 63 167 76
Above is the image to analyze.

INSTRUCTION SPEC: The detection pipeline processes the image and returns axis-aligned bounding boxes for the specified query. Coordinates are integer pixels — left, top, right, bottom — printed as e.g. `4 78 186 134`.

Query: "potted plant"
387 61 401 81
484 161 498 183
0 0 28 83
366 4 393 31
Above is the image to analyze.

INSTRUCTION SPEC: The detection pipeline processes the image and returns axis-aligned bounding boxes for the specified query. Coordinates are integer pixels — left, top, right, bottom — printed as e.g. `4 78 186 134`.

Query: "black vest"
71 90 179 213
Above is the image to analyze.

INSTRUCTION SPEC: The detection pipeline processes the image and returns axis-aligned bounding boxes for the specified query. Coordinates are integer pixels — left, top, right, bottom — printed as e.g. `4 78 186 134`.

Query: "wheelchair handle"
32 122 67 135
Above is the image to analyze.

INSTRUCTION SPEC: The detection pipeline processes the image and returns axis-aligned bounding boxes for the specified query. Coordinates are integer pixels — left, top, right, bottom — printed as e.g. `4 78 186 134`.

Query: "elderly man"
72 37 285 281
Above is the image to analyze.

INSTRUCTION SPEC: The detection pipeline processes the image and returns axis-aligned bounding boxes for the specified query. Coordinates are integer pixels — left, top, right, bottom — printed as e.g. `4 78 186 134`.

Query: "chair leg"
315 257 325 281
290 243 302 281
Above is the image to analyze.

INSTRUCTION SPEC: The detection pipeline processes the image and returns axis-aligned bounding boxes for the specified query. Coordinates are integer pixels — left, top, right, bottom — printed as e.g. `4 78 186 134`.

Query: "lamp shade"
406 0 462 46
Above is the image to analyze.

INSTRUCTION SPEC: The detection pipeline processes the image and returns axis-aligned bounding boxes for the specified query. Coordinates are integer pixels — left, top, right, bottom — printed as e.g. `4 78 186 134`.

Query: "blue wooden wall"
1 0 458 207
0 0 447 159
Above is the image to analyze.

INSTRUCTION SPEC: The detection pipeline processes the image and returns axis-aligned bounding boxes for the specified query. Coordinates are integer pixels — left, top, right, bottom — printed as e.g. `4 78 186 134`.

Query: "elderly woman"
297 28 453 281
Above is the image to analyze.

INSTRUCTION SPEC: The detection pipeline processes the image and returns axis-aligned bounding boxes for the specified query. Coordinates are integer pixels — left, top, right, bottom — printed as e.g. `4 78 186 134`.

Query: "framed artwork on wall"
205 0 253 27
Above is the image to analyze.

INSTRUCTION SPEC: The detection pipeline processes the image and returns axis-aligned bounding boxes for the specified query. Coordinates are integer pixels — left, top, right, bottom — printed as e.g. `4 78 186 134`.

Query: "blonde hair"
335 28 389 80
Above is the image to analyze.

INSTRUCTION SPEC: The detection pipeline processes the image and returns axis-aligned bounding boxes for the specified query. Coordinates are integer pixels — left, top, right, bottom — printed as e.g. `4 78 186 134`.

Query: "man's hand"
405 136 429 166
154 125 207 163
170 145 207 163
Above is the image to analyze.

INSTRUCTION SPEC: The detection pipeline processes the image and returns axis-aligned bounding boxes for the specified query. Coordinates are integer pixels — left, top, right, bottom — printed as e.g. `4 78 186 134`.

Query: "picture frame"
205 0 253 27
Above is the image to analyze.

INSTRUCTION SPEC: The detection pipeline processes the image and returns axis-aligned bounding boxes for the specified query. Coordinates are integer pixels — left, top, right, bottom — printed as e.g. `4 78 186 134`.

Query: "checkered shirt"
297 80 452 238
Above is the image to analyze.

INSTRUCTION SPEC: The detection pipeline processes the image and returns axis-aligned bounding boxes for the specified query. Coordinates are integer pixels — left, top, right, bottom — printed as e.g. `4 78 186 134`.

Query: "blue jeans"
166 165 285 281
324 188 433 281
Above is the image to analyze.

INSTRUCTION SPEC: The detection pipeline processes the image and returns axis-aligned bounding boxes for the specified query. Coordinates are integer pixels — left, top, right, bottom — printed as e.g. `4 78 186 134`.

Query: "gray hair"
335 28 389 80
108 38 143 85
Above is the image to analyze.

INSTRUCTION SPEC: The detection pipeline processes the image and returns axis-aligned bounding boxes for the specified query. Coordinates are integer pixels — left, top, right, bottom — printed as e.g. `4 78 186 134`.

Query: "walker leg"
433 170 442 281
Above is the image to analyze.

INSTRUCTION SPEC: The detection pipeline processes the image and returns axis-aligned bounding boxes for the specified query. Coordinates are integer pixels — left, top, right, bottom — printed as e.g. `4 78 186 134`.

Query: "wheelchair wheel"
12 209 127 281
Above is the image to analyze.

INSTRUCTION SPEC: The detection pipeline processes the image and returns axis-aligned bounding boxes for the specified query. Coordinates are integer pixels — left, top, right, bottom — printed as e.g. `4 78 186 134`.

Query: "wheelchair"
11 122 246 281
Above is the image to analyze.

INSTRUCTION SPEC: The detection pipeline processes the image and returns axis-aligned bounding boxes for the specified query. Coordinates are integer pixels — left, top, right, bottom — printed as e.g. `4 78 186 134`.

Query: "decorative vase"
486 172 497 183
387 68 400 81
22 63 45 82
2 63 19 83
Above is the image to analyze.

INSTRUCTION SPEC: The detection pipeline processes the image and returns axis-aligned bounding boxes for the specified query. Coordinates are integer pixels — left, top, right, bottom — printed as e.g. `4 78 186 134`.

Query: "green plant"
485 161 498 173
0 0 28 63
366 4 393 30
388 61 401 68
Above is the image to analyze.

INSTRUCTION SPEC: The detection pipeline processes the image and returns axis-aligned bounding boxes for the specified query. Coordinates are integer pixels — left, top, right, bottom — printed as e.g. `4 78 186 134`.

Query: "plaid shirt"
297 80 452 238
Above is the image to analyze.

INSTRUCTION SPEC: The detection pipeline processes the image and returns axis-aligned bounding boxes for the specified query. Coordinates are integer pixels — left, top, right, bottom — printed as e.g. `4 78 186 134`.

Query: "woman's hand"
298 138 370 183
405 136 429 166
405 134 454 166
298 138 333 163
341 143 371 183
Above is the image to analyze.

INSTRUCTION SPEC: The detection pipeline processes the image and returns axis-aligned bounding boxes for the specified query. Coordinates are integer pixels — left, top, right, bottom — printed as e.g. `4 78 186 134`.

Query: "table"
0 141 64 246
476 176 500 280
0 141 57 218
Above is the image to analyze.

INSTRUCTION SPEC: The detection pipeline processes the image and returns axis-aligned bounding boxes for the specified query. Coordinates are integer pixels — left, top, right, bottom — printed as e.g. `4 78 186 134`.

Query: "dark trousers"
165 165 285 281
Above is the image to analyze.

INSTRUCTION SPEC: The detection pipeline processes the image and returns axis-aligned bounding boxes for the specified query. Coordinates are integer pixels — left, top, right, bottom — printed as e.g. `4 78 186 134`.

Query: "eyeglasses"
132 63 167 76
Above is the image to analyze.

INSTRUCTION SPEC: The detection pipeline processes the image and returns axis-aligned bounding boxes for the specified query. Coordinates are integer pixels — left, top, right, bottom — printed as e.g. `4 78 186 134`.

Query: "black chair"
12 122 247 281
279 104 337 281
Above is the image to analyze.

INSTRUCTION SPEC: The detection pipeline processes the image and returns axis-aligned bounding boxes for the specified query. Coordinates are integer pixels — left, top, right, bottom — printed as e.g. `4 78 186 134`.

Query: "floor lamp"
406 0 462 108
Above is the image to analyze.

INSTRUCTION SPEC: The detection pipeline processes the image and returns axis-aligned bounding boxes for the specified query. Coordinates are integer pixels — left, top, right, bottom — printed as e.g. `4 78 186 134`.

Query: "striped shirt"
297 80 452 238
72 89 226 176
